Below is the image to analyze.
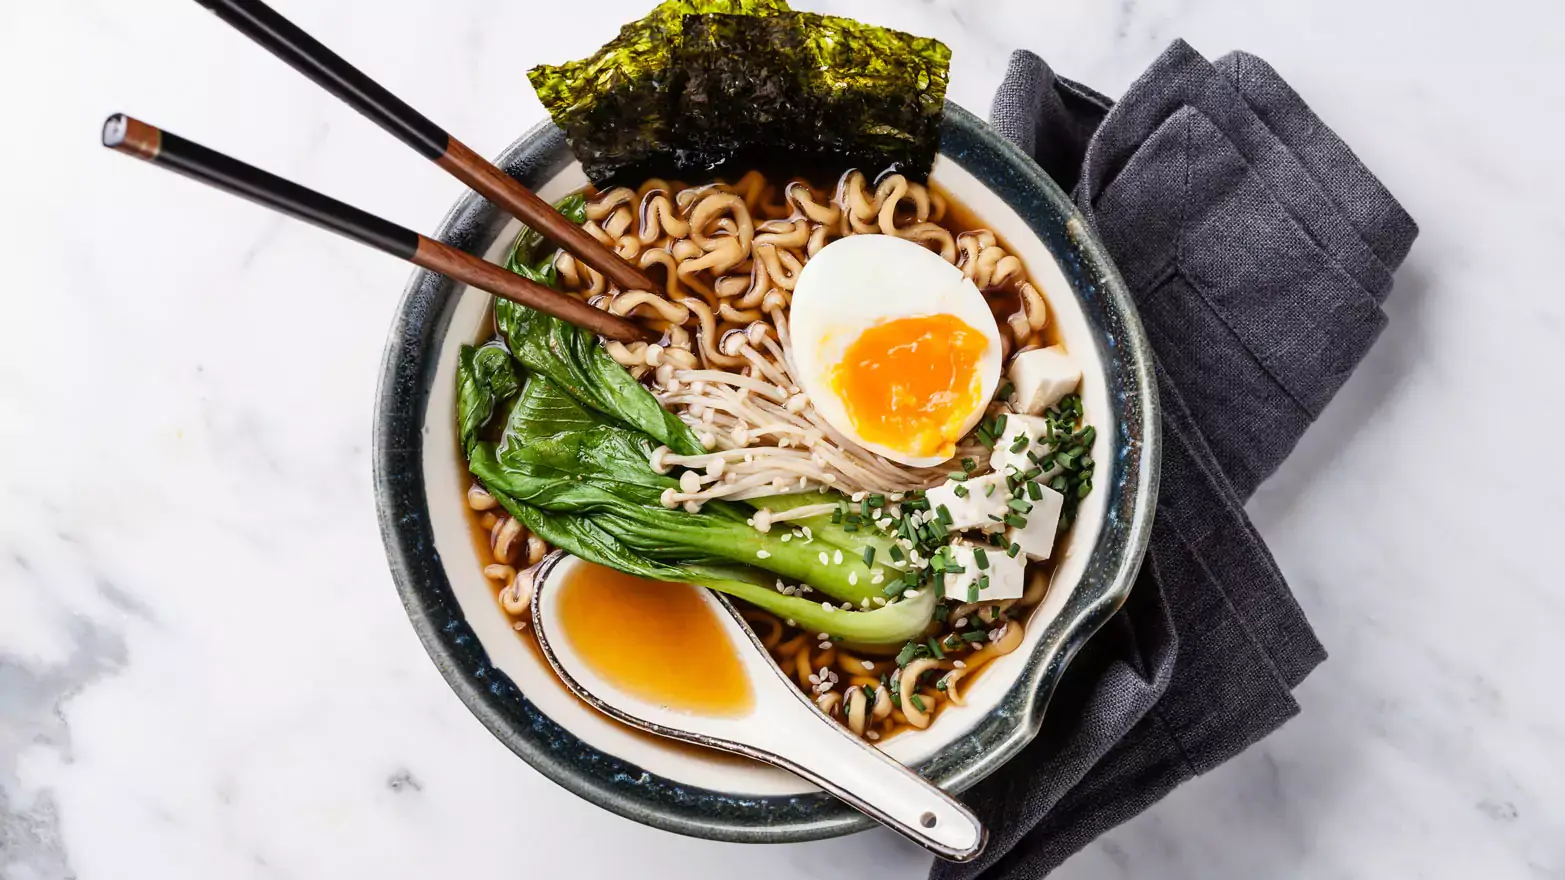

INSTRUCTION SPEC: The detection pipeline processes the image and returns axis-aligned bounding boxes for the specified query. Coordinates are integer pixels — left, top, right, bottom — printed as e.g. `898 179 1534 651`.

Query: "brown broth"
460 170 1071 742
556 562 753 716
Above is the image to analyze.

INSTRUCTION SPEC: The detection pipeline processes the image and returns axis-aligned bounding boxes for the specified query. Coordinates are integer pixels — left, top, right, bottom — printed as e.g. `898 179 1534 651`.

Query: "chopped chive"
984 482 997 497
882 577 908 597
843 521 860 532
953 484 970 499
868 493 886 508
987 513 1005 523
1079 456 1094 470
1077 479 1093 499
1080 426 1096 446
909 694 927 713
1027 481 1044 501
895 641 920 666
933 602 950 622
1007 498 1033 513
973 547 989 570
946 470 968 482
967 584 979 602
927 637 945 660
944 563 966 574
1009 433 1030 453
863 546 876 567
961 457 977 473
830 508 843 524
936 505 953 527
961 630 987 643
1051 475 1069 493
1005 513 1028 529
1007 542 1022 558
997 380 1014 399
889 544 906 563
860 498 870 518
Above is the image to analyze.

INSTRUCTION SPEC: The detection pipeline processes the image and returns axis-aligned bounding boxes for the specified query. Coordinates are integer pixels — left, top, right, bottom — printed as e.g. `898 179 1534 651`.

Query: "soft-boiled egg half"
790 234 1003 467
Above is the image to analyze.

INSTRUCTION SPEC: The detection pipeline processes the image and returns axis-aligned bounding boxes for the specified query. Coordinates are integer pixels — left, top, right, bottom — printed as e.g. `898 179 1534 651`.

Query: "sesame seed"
904 589 921 599
818 552 830 565
821 601 834 612
785 619 796 626
867 730 880 740
863 661 876 671
871 571 885 584
954 617 968 628
953 660 967 668
781 533 792 542
819 642 832 650
848 571 859 585
756 550 771 559
873 597 887 606
833 549 844 565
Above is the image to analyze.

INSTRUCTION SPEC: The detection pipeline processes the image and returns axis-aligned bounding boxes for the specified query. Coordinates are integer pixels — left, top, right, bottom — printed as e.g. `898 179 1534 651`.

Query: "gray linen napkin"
933 41 1417 879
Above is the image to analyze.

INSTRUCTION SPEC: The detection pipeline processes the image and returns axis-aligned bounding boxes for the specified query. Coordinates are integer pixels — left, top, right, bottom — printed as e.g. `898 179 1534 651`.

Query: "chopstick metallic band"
102 114 162 161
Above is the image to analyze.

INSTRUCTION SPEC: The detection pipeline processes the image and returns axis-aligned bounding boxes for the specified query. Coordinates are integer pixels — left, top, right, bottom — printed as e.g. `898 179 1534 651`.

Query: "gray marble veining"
3 0 1563 877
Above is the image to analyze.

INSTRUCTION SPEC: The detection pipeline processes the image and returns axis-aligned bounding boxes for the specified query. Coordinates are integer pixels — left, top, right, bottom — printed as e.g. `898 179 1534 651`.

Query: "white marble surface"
3 0 1564 876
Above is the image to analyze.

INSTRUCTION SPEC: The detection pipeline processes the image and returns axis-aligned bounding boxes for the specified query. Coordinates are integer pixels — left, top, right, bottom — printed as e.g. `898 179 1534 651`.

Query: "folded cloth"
936 41 1417 879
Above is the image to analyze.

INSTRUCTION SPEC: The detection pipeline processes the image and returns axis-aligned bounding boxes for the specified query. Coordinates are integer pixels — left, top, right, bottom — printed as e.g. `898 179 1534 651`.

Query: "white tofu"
1008 345 1081 415
1006 483 1066 561
989 413 1064 481
943 538 1027 602
924 473 1008 533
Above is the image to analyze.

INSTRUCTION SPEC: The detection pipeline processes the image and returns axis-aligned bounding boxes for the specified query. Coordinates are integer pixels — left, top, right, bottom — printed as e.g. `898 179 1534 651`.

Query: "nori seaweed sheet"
528 2 949 184
529 0 791 183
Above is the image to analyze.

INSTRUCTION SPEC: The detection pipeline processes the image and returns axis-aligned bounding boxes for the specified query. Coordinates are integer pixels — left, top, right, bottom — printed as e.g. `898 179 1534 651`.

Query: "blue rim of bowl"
373 101 1160 843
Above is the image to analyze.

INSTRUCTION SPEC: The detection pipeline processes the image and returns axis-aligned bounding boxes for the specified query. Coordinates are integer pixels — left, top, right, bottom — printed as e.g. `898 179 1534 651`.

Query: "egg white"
789 234 1003 467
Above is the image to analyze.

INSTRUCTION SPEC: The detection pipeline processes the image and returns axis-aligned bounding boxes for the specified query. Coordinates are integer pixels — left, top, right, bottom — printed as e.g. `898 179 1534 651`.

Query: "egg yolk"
829 313 989 460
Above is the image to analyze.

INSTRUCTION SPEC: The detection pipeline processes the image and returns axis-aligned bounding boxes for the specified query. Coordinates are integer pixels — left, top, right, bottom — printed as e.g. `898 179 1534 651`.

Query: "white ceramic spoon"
529 552 986 861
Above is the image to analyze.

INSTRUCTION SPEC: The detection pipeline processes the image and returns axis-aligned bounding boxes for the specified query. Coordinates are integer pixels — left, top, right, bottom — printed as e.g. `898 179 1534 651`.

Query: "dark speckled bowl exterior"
374 102 1160 843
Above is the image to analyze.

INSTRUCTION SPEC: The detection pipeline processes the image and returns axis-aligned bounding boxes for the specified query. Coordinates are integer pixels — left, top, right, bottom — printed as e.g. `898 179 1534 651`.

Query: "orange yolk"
829 313 989 459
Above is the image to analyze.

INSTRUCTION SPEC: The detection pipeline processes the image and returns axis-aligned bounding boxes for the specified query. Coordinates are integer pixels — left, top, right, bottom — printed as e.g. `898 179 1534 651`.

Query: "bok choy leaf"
496 194 703 455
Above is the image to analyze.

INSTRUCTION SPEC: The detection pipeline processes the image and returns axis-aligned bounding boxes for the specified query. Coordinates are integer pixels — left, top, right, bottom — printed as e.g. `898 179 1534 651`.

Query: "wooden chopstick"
102 114 649 343
190 0 658 295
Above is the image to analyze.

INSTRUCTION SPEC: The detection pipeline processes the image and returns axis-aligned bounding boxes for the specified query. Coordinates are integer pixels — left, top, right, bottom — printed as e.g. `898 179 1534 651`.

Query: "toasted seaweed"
528 2 950 184
529 0 791 183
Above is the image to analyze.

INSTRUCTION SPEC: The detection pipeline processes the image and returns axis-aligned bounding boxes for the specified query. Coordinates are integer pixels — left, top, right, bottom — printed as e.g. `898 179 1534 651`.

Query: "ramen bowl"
374 102 1159 842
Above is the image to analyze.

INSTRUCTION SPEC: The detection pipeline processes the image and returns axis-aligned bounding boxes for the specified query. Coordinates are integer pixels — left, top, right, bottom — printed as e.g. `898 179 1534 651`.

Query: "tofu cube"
1008 346 1081 415
943 538 1027 602
1005 483 1066 561
989 413 1064 481
925 473 1008 533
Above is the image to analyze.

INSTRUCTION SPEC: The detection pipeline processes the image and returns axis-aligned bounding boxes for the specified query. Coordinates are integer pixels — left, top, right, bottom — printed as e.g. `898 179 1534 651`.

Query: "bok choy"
454 199 939 646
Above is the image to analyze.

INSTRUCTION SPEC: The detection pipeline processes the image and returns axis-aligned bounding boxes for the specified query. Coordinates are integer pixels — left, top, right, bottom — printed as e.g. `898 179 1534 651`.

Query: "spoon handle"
751 712 986 860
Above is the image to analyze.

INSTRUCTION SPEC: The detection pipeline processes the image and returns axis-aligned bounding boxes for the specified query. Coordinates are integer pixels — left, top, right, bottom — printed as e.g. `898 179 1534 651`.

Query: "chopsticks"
191 0 657 295
102 114 649 342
